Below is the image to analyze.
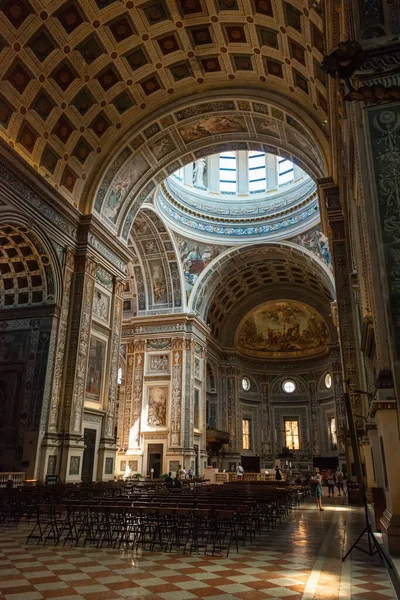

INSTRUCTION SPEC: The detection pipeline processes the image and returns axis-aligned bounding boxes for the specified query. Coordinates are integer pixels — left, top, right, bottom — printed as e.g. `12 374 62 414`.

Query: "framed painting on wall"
147 385 168 426
86 336 107 401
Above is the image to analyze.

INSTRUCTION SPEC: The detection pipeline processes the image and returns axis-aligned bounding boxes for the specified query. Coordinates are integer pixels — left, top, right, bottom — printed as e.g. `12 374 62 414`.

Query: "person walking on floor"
275 466 282 481
310 467 324 511
336 467 344 496
327 470 335 497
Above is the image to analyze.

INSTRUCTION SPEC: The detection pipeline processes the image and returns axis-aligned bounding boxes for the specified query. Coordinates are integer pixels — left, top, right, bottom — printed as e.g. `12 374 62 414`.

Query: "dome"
155 151 319 243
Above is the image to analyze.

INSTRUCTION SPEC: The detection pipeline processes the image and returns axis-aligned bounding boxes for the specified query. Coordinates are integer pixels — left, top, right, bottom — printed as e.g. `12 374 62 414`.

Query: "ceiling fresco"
236 299 331 358
0 0 327 216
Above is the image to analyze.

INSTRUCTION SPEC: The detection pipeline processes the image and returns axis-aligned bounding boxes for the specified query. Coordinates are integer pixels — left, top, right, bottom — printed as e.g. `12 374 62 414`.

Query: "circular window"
242 377 251 391
282 380 296 394
325 373 332 389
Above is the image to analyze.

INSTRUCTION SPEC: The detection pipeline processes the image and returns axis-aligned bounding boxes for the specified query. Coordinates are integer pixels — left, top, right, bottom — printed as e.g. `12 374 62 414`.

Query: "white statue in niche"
193 158 206 187
150 354 169 372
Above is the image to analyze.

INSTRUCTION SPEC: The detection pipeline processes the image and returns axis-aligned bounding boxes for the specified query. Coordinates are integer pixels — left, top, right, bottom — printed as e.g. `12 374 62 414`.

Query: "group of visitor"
164 465 194 489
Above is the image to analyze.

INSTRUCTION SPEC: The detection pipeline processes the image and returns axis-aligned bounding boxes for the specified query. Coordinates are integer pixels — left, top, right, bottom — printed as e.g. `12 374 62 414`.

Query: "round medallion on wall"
282 380 296 394
325 373 332 389
242 376 251 391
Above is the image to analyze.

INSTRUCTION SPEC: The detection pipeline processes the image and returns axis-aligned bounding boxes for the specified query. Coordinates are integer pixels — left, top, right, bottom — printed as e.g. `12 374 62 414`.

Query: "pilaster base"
381 509 400 556
97 441 117 481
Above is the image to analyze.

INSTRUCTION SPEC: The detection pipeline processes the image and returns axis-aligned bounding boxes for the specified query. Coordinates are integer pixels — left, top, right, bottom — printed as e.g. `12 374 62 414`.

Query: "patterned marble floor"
0 495 397 600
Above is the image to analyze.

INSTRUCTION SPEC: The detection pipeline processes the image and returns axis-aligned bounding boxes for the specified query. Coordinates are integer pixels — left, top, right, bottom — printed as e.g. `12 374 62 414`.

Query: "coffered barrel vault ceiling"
0 0 328 210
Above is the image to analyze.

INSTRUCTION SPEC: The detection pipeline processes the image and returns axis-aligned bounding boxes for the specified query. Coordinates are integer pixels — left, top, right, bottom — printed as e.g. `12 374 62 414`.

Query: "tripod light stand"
342 391 391 567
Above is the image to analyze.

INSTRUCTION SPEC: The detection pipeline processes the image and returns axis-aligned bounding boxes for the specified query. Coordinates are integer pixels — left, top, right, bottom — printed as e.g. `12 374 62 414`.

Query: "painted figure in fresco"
148 386 167 426
105 179 128 222
238 301 330 355
153 278 166 303
193 158 206 187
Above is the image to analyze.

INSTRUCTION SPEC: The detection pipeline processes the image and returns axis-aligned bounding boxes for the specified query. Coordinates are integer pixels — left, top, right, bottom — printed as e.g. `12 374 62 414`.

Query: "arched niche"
126 206 184 315
189 241 335 340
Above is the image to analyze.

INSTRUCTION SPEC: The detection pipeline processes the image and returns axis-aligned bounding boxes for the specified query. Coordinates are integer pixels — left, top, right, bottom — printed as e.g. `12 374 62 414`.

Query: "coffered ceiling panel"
0 0 326 207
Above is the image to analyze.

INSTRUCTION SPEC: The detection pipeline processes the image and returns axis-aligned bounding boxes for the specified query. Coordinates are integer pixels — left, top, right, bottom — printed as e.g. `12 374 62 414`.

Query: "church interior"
1 0 400 598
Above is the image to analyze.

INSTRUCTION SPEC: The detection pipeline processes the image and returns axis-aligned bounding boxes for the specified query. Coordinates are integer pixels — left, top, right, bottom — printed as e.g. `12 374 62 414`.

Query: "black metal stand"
342 483 391 567
342 392 391 567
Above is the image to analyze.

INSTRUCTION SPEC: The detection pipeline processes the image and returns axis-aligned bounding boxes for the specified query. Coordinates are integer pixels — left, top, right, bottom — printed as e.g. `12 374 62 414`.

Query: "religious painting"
149 134 177 160
0 331 29 362
85 336 106 401
92 288 110 324
176 234 222 300
292 229 332 269
149 259 167 304
148 354 169 374
236 300 330 358
178 115 246 143
147 386 168 426
254 117 280 139
194 389 200 429
104 154 149 223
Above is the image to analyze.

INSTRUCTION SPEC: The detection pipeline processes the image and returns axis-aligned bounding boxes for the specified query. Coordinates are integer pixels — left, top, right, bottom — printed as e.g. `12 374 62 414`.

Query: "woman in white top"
177 465 186 480
310 467 324 511
236 464 244 480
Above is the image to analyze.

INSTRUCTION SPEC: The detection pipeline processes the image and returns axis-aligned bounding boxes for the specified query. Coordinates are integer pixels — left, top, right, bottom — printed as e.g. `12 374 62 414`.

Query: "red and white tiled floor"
0 496 397 600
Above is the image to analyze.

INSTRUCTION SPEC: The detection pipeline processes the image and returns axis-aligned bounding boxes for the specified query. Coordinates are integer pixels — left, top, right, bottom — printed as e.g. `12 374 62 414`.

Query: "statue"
193 158 206 187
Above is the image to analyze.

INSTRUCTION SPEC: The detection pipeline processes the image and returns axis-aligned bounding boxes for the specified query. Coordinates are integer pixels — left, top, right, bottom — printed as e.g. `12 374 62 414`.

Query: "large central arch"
188 241 335 340
89 89 330 241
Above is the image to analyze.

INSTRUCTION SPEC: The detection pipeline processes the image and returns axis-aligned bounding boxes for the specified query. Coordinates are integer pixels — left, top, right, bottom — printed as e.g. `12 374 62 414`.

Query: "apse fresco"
237 300 330 358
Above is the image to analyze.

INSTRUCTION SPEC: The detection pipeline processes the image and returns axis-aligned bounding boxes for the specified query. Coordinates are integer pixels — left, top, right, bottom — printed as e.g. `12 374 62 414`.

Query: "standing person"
310 467 324 511
275 466 282 481
236 463 244 480
188 468 193 479
336 467 344 496
327 470 335 497
177 464 186 480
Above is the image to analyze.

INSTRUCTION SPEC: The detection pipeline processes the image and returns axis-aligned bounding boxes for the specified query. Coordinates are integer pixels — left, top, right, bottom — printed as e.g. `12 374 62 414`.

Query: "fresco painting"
86 336 106 401
176 235 224 300
237 300 330 358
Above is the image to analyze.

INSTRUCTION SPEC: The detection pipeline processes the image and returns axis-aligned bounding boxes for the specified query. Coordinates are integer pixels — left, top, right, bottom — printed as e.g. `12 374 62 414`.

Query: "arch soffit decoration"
0 0 328 207
189 241 335 317
0 208 63 307
0 221 61 310
92 93 330 239
127 205 184 314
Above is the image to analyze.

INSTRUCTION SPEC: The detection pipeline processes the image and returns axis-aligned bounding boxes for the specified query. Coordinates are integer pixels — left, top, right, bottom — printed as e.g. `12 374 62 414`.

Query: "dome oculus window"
242 376 251 391
325 373 332 389
282 380 296 394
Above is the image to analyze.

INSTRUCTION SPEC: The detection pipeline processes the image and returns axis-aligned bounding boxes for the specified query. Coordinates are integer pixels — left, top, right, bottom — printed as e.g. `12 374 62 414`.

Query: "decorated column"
261 373 272 458
97 278 124 479
320 179 363 482
170 338 183 448
308 376 321 456
59 253 96 482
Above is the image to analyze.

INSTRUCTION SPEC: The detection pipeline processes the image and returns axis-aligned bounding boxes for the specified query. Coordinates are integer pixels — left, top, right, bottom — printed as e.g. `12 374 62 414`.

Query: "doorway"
82 428 96 483
242 456 260 473
147 444 163 478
